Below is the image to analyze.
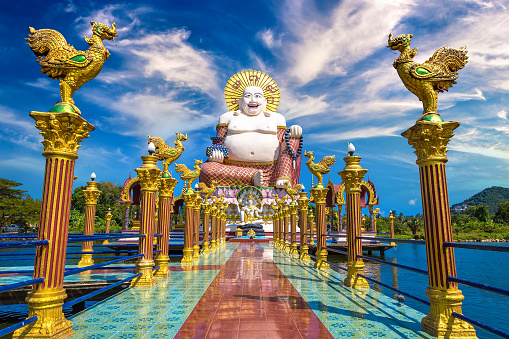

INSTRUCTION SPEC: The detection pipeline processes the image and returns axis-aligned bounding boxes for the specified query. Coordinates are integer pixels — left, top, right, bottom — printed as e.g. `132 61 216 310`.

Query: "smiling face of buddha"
239 86 267 116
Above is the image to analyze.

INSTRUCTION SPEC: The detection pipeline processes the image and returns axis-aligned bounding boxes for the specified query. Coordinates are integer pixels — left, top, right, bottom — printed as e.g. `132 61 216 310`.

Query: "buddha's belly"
224 132 280 163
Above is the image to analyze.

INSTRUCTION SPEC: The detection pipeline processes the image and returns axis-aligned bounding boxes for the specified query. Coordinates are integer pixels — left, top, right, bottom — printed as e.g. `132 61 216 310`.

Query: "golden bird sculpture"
387 33 468 122
148 133 188 177
26 22 117 115
304 151 336 189
284 181 304 202
175 159 203 190
197 180 217 201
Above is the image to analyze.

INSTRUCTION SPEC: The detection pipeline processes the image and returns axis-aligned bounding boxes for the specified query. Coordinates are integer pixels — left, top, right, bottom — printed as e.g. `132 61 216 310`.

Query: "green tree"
0 178 41 230
494 202 509 224
466 205 490 222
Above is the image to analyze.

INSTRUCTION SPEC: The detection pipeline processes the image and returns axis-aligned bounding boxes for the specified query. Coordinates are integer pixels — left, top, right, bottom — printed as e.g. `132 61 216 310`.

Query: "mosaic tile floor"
62 243 435 338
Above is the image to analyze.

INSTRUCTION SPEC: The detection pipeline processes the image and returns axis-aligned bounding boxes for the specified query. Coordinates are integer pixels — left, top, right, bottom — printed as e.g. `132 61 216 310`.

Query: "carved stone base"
290 243 298 256
314 249 330 269
192 245 200 259
299 244 310 261
421 288 477 338
210 239 217 249
13 288 74 339
131 259 156 287
154 255 170 278
77 253 94 268
102 240 109 245
344 261 370 289
202 241 210 254
181 248 194 264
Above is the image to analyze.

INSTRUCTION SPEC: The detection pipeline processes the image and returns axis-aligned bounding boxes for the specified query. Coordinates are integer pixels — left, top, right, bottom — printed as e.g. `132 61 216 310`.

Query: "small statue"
304 151 336 188
148 133 187 177
26 22 117 114
236 193 263 225
197 180 217 201
387 33 468 122
247 229 256 236
175 159 203 190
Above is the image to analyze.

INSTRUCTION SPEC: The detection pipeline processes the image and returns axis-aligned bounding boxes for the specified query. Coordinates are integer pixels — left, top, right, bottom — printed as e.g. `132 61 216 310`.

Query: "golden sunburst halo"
224 70 280 112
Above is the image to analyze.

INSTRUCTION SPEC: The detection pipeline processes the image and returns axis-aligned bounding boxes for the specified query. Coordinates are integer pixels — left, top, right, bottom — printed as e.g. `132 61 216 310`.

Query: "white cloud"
116 29 221 97
409 199 417 205
257 28 283 49
450 144 509 160
279 0 412 85
309 125 405 144
497 110 507 120
99 91 216 139
278 93 329 120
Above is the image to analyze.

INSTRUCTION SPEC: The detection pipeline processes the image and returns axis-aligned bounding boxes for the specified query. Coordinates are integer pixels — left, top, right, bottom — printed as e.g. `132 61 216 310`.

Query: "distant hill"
451 186 509 215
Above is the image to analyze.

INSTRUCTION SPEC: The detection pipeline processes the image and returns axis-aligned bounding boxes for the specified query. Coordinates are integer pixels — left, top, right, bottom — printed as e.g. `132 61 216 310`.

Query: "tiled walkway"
68 243 433 338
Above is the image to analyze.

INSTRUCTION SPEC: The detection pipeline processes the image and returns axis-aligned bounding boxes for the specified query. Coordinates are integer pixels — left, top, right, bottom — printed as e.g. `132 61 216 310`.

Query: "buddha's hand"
209 149 224 163
275 179 289 188
289 125 302 138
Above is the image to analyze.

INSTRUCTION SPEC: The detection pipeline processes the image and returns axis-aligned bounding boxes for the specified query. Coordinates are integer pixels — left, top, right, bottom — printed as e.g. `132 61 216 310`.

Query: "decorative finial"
90 172 96 181
347 143 355 156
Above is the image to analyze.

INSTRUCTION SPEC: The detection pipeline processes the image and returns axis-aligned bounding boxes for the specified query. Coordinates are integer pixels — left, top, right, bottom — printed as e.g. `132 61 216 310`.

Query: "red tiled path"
174 243 333 339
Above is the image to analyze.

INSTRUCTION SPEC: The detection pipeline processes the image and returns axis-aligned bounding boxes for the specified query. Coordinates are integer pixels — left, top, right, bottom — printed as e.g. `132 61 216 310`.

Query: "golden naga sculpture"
284 181 304 202
304 151 336 188
197 180 217 201
26 21 118 115
387 33 468 122
148 133 188 177
175 159 203 190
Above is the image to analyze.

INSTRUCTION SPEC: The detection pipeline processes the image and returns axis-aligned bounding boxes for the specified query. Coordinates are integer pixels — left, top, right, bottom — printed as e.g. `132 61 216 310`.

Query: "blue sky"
0 0 508 216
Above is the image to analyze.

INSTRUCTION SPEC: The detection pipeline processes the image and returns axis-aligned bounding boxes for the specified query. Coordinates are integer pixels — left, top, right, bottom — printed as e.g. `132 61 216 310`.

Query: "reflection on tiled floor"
60 243 434 338
174 243 333 339
70 244 238 338
271 248 433 339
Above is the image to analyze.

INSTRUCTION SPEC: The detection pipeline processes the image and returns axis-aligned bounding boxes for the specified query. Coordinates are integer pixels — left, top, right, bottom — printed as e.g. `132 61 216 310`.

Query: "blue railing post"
403 121 477 338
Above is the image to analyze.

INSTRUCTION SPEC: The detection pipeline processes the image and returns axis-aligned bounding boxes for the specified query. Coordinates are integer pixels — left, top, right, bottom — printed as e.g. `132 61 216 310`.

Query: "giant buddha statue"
200 70 303 188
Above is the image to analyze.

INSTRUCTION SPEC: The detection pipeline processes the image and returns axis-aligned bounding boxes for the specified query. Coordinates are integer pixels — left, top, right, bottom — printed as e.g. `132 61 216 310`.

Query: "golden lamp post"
310 186 328 269
289 202 299 256
308 211 315 246
154 176 178 278
338 143 369 289
201 200 211 254
209 199 218 249
388 211 396 246
14 111 94 339
271 203 280 247
131 142 161 287
297 189 311 261
78 173 101 267
102 208 113 245
181 189 195 264
192 187 202 260
282 201 290 252
403 121 476 338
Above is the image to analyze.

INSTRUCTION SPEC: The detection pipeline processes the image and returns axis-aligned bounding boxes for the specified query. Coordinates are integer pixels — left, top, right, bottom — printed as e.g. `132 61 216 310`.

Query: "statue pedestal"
239 223 266 237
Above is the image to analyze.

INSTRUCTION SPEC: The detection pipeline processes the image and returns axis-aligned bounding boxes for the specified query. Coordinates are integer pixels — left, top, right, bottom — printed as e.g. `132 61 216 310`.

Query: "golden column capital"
31 111 95 159
310 187 327 204
202 203 212 214
401 120 459 166
194 196 203 210
338 156 368 193
288 203 298 215
297 192 310 211
158 177 178 198
83 181 101 205
388 214 395 222
105 210 112 221
136 155 162 191
182 190 195 207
